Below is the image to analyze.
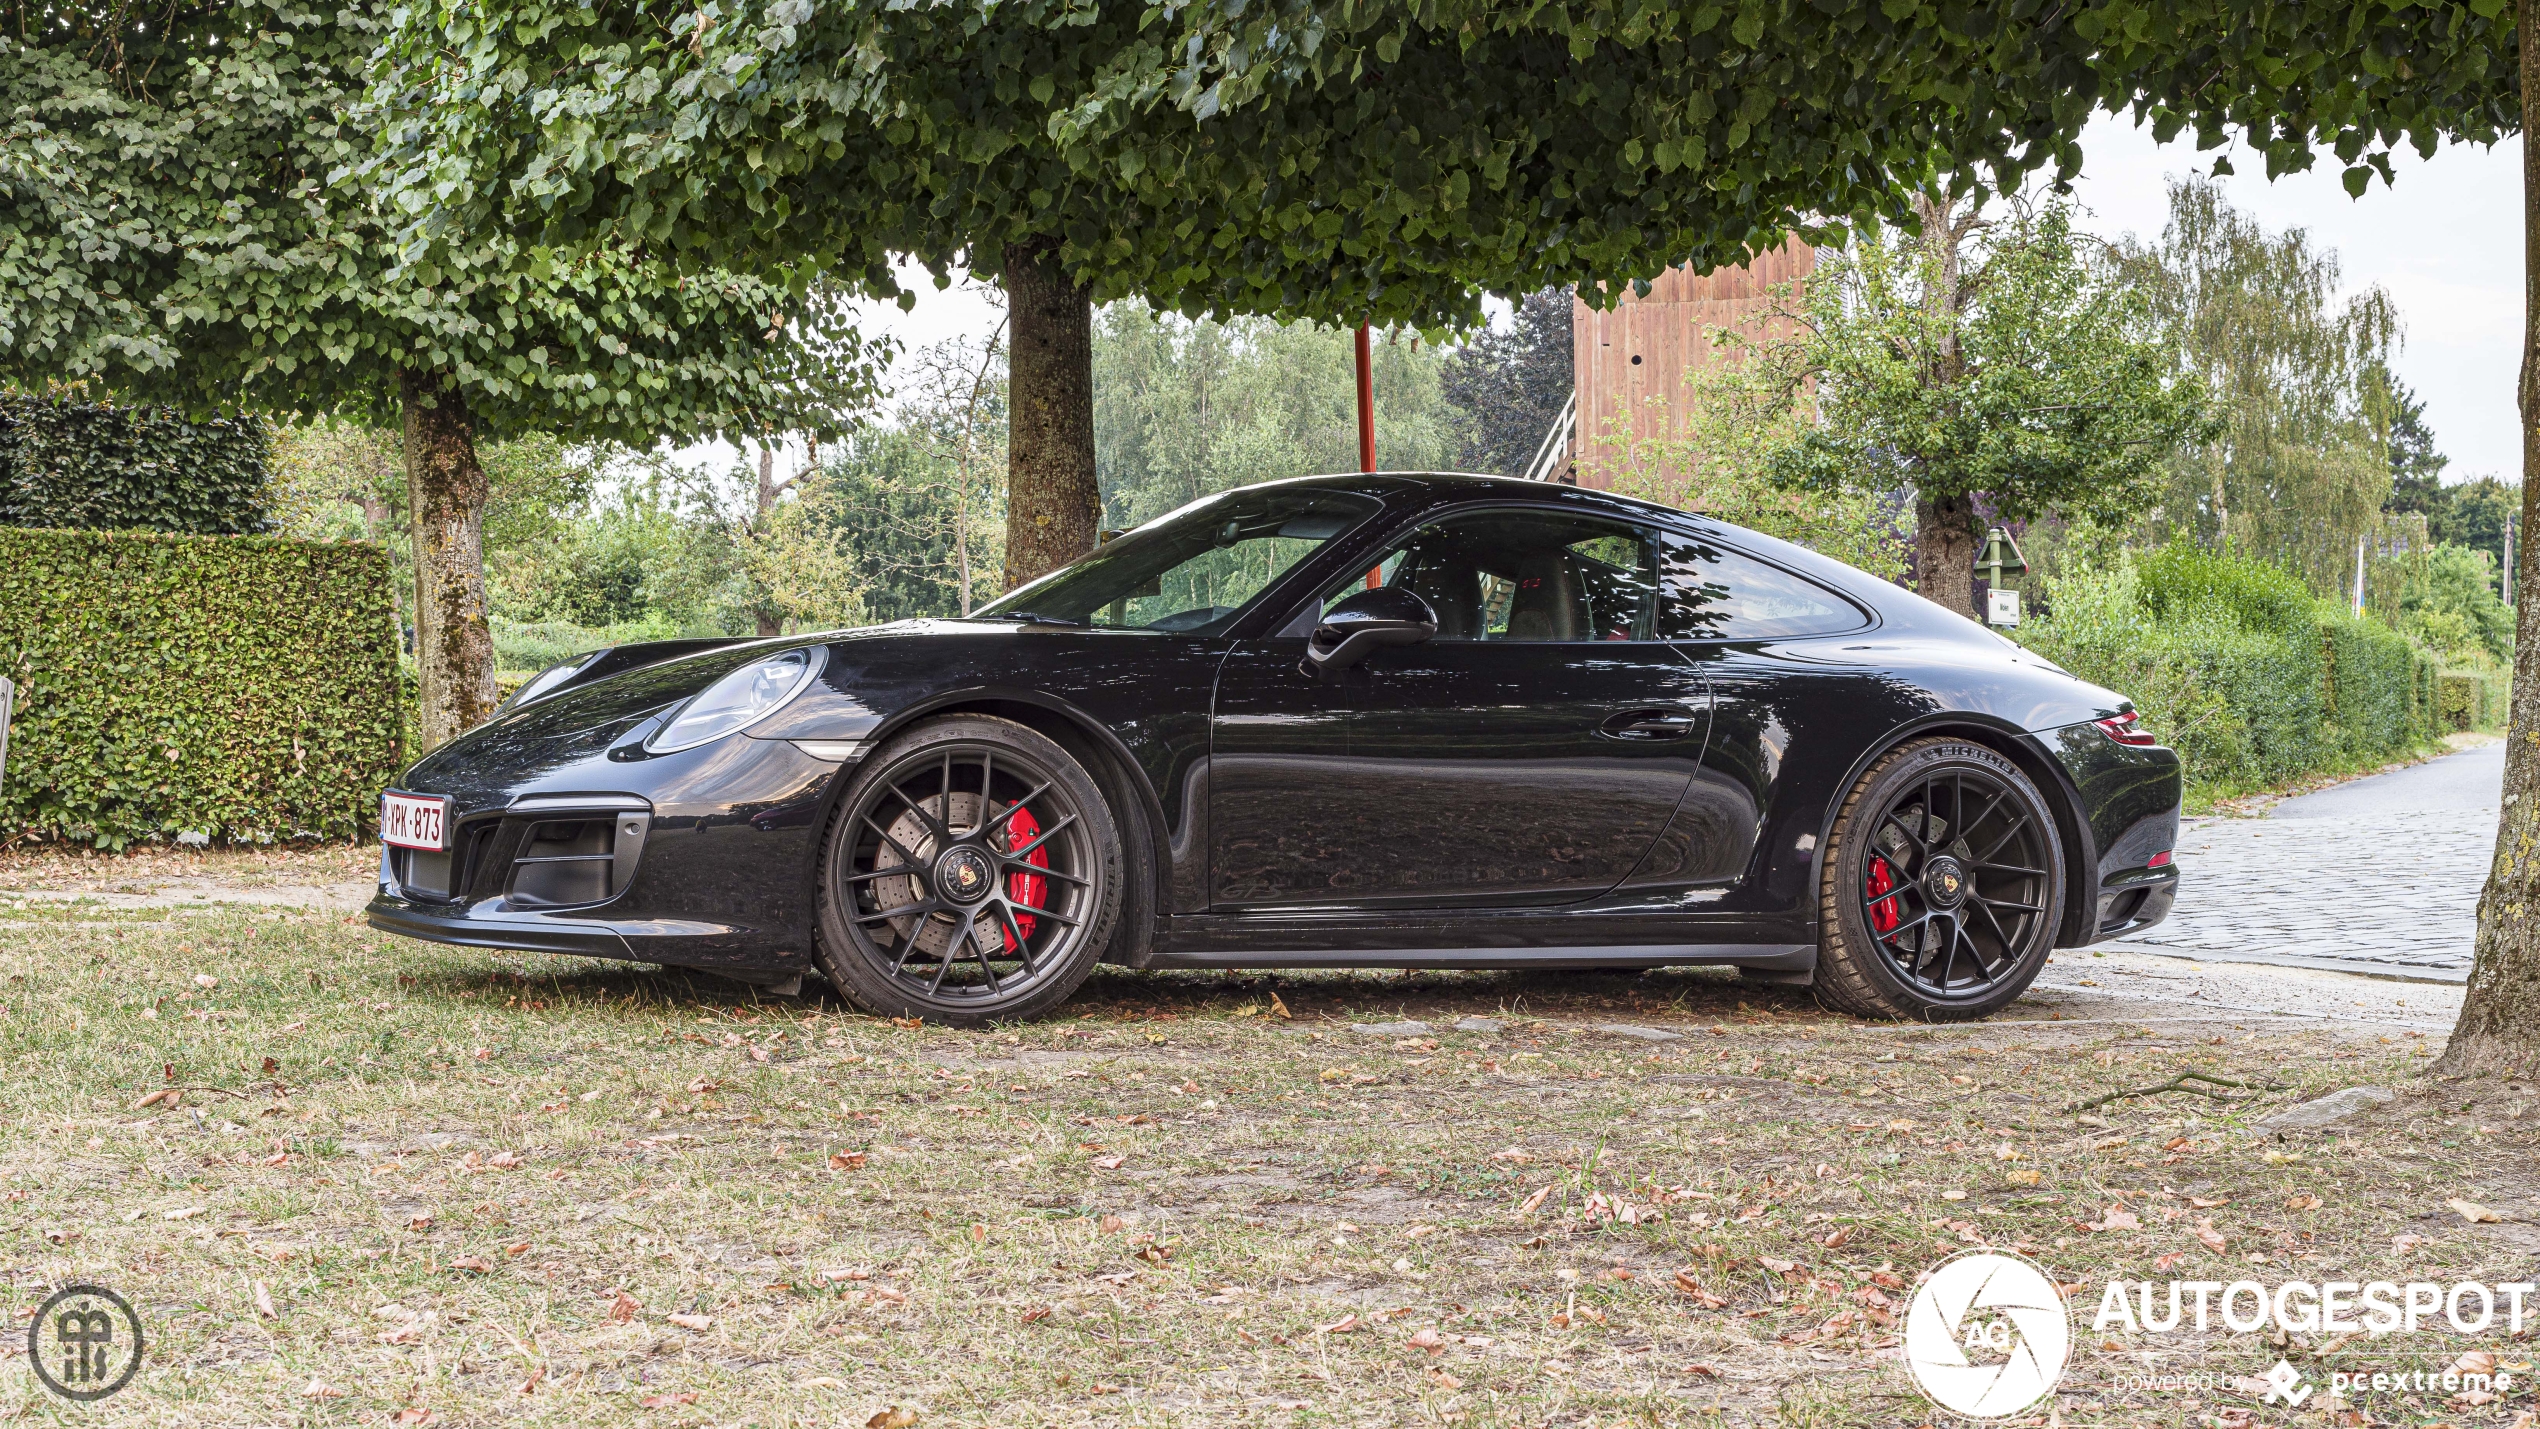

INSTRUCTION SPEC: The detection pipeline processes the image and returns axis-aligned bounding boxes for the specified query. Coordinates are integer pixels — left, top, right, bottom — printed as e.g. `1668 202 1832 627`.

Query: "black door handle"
1599 709 1700 741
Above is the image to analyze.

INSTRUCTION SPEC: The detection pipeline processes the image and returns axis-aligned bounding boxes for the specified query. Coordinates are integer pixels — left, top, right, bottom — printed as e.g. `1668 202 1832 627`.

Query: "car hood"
400 640 819 790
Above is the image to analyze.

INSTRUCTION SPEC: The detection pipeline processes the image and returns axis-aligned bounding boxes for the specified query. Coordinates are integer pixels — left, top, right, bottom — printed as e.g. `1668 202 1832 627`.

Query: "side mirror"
1300 587 1438 681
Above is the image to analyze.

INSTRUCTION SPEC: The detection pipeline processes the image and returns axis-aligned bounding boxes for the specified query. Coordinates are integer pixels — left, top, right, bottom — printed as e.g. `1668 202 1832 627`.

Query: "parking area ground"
0 838 2533 1427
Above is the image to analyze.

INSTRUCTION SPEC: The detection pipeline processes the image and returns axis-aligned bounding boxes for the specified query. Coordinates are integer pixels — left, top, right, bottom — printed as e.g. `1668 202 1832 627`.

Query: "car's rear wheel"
813 716 1121 1027
1813 737 2065 1022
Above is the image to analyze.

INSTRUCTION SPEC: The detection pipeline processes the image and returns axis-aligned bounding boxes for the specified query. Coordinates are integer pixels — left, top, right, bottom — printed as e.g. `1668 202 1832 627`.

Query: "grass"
0 850 2535 1427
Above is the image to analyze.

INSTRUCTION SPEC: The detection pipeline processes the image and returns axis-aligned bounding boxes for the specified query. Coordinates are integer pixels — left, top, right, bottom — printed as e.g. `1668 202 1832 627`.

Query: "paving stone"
1451 1018 1504 1034
1593 1024 1685 1042
2110 753 2491 984
1351 1020 1434 1037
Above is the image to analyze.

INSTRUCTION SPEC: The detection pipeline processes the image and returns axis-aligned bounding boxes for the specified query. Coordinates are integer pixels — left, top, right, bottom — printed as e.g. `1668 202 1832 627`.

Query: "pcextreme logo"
1905 1248 2073 1420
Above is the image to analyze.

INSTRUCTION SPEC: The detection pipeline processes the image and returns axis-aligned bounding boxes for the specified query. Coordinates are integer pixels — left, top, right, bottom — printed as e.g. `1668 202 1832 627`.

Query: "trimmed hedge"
2438 667 2512 732
0 395 271 534
0 528 402 848
2019 548 2443 798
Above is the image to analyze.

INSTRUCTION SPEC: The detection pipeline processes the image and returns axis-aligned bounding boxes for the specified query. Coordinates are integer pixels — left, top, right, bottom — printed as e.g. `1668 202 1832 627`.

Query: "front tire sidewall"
813 716 1123 1027
1816 739 2066 1023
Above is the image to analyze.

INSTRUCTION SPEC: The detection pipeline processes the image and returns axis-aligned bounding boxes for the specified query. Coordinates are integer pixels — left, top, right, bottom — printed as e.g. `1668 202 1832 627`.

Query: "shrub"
2019 549 2440 799
0 394 271 534
0 528 401 848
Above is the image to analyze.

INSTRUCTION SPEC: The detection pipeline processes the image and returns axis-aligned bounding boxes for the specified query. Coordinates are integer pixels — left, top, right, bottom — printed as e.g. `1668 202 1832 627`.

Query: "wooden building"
1566 237 1815 488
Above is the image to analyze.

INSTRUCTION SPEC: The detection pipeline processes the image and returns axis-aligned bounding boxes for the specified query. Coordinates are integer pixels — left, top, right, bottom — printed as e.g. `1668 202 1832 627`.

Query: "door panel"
1311 640 1712 908
1210 639 1711 909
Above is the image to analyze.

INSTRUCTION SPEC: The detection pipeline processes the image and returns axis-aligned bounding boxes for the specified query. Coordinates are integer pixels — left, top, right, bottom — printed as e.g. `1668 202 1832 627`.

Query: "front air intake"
505 811 651 909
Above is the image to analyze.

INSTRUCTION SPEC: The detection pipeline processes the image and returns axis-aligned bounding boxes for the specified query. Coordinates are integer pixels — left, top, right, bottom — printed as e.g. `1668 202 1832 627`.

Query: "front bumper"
365 732 848 973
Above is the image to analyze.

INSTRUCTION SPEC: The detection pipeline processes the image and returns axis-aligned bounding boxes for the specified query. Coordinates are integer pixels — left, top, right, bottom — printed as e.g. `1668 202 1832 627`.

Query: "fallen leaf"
639 1393 699 1409
2450 1350 2499 1377
505 1241 531 1257
609 1292 641 1323
134 1088 180 1110
829 1151 867 1170
867 1407 919 1428
391 1410 432 1426
1020 1305 1052 1324
1092 1154 1125 1170
2284 1193 2323 1212
407 1213 434 1232
446 1256 494 1274
1517 1186 1552 1215
1317 1314 1362 1335
666 1312 712 1331
301 1380 344 1398
487 1151 523 1169
2005 1169 2042 1186
1821 1225 1853 1249
164 1205 205 1221
1268 992 1292 1019
2187 1195 2231 1209
43 1227 79 1245
1673 1271 1727 1309
513 1367 544 1396
1099 1214 1124 1233
2193 1219 2227 1254
254 1281 278 1320
2448 1198 2503 1224
194 973 217 989
1684 1364 1721 1378
1406 1326 1445 1353
1491 1147 1536 1163
1428 1368 1463 1390
2088 1206 2142 1233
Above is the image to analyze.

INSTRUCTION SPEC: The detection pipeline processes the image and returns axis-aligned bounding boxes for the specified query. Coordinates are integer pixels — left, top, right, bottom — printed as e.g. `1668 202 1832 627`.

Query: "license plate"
381 791 452 851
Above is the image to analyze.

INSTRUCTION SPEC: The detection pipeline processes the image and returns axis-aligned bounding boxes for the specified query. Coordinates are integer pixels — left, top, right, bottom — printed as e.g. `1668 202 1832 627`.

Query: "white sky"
678 112 2527 485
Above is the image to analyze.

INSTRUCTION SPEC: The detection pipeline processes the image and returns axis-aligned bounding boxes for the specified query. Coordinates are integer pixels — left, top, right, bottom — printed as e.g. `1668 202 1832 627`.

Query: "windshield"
974 487 1380 634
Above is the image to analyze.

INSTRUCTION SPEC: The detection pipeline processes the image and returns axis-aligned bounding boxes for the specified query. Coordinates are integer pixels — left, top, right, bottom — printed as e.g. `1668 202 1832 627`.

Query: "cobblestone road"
2106 741 2500 984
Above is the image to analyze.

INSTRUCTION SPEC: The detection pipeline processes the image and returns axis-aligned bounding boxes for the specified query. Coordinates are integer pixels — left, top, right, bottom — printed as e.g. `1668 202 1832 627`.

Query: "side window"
1654 531 1862 640
1322 510 1663 641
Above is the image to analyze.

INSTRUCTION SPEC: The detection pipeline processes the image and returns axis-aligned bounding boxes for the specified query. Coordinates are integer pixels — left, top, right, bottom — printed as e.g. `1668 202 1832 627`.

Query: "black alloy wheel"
814 716 1121 1026
1814 738 2065 1021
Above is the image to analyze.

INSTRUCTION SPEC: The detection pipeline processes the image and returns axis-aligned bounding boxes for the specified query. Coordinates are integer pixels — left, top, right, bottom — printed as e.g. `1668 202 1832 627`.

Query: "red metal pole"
1354 324 1376 473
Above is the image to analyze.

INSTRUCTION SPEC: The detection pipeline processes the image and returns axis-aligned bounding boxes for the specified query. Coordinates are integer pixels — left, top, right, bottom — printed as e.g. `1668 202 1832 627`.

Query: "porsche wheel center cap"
936 847 996 904
1924 855 1968 908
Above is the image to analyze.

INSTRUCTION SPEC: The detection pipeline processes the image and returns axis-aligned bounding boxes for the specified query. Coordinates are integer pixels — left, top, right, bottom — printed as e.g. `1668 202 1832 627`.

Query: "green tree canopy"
0 0 885 745
2118 178 2402 594
1756 199 2212 615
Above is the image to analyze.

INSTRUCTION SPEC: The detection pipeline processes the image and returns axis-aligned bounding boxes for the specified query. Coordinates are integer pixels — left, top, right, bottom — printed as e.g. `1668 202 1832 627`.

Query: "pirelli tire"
813 715 1123 1027
1813 737 2066 1022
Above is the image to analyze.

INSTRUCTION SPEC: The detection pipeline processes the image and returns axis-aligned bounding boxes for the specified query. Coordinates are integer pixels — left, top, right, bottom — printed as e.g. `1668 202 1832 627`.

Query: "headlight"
644 646 824 753
500 652 603 714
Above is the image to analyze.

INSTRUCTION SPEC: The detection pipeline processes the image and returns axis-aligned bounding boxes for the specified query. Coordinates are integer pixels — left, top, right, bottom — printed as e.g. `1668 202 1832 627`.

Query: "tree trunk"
1914 491 1981 619
1001 239 1099 590
2434 19 2540 1079
402 368 499 752
752 440 785 637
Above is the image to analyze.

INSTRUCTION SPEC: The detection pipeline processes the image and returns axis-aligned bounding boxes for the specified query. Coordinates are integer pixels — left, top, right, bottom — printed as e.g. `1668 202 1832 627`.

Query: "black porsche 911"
368 472 2181 1025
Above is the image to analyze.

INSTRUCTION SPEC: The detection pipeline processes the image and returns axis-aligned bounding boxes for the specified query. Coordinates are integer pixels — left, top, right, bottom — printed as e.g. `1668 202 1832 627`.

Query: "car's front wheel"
1813 737 2066 1022
813 715 1121 1027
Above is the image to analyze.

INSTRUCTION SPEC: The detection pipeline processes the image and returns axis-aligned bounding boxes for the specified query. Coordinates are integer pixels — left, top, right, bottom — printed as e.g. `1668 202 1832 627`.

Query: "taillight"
2094 712 2157 747
2146 850 2173 869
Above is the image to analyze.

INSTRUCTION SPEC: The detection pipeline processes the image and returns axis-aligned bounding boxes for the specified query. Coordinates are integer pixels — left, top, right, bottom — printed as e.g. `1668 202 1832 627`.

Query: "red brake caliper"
1001 806 1049 952
1865 856 1900 934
